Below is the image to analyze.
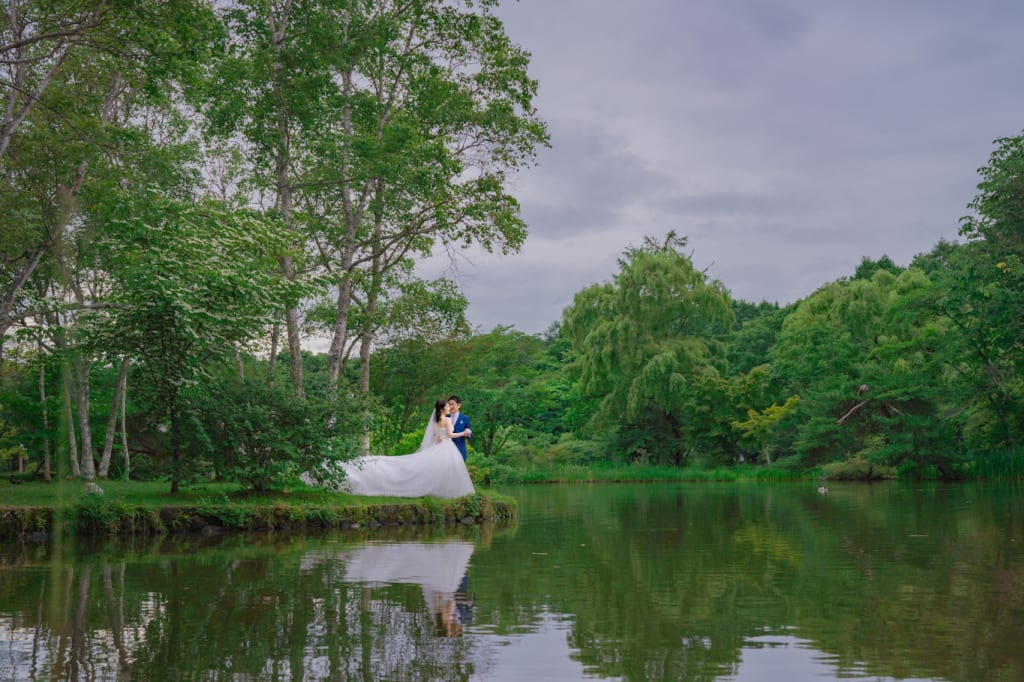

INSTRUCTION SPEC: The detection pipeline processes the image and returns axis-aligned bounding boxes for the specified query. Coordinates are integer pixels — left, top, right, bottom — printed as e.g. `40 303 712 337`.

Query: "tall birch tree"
206 0 547 400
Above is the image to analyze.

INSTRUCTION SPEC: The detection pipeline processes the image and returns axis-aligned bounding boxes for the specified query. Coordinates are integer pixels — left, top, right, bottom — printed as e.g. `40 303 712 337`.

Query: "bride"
302 399 475 498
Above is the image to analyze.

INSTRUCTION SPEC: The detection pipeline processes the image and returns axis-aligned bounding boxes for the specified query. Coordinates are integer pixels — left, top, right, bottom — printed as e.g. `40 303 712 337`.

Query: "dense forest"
2 1 1023 490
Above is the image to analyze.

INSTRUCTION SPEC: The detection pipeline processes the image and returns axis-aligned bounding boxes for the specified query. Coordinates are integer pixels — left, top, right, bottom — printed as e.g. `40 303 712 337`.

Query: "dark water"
1 482 1023 681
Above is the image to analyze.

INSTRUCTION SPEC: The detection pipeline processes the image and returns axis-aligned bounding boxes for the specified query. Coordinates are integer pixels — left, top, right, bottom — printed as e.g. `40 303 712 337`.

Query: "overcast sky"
420 0 1024 336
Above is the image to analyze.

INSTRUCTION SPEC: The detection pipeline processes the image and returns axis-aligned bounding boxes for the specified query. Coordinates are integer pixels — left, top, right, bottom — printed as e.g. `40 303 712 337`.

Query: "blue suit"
451 412 471 461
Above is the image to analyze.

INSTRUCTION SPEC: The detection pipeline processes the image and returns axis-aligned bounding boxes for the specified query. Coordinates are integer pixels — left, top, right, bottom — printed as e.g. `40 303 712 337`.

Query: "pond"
1 482 1022 681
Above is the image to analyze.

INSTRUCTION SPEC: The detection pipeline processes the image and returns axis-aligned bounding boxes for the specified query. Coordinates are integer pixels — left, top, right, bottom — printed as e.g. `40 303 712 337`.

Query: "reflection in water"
728 633 937 682
314 540 476 638
0 530 497 680
1 483 1023 680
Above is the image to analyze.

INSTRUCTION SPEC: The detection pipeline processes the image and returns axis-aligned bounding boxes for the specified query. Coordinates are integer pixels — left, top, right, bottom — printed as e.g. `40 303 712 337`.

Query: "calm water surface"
1 482 1022 681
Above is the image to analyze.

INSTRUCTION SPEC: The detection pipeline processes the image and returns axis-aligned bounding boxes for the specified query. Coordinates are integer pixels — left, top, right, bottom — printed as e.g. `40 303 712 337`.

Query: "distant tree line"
371 132 1024 482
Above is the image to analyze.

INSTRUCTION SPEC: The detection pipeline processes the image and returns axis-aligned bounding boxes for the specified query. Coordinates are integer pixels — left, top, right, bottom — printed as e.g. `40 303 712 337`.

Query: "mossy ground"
0 479 515 540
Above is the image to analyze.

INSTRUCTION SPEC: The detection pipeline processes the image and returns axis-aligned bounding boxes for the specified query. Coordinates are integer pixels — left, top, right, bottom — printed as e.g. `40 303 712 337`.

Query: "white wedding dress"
301 416 474 498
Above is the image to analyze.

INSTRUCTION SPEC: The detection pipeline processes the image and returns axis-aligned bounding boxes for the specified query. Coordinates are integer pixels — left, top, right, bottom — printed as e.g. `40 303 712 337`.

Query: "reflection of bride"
341 541 475 637
302 399 474 498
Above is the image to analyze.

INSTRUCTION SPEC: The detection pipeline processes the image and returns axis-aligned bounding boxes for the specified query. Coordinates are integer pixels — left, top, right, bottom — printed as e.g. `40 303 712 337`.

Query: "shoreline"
0 492 516 542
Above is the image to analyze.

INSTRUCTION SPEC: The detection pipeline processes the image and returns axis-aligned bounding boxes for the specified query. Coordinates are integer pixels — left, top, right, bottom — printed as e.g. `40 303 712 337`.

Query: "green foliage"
194 495 254 528
967 447 1024 480
189 377 364 492
371 326 572 462
821 456 897 481
562 233 734 465
71 495 143 535
727 301 788 375
731 395 801 464
925 132 1024 452
853 255 903 280
371 337 458 455
471 461 525 486
203 0 548 399
770 267 957 472
85 190 302 491
544 434 609 466
449 328 568 458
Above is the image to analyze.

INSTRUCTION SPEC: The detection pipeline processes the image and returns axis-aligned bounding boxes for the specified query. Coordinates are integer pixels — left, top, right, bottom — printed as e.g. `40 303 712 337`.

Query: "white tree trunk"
38 350 52 480
267 322 279 387
74 357 95 480
62 365 80 478
233 344 245 381
120 378 130 482
98 359 128 477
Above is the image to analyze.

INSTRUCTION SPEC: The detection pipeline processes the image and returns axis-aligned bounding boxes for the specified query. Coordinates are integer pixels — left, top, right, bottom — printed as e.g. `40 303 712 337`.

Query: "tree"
561 233 734 464
445 328 555 458
351 278 470 455
727 300 787 375
937 132 1024 450
202 0 338 398
0 0 218 366
770 267 955 473
370 337 453 456
332 0 548 399
731 396 800 464
90 190 300 492
206 0 547 404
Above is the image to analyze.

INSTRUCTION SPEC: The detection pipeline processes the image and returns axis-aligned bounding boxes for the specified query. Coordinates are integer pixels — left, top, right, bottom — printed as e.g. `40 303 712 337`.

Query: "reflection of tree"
70 563 90 679
1 489 1023 681
130 545 483 680
467 484 1024 682
0 528 504 680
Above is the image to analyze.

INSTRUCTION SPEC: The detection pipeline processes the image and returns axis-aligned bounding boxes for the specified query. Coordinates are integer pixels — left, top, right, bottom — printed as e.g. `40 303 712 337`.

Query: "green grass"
0 478 320 509
0 476 513 510
514 463 809 484
965 447 1024 481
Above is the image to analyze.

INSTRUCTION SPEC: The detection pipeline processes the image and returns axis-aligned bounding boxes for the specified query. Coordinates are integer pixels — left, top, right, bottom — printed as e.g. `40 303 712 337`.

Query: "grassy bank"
0 479 516 541
484 450 1024 484
486 463 811 484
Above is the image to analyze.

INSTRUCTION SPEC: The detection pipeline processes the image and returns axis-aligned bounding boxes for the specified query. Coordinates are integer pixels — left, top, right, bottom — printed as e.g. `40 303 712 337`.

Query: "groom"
448 395 471 461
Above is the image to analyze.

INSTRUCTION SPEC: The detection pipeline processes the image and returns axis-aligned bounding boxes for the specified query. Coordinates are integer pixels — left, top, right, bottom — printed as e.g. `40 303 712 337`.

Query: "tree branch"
836 400 870 425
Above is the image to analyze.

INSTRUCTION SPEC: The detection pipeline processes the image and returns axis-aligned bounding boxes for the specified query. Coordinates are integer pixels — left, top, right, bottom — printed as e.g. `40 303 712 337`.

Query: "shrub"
821 456 896 481
470 462 523 486
191 378 364 492
545 435 608 465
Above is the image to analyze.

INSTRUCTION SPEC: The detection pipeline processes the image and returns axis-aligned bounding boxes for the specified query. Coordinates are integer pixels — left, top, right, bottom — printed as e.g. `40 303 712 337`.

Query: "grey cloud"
457 0 1024 335
442 244 619 334
520 203 617 239
657 191 825 219
517 121 676 238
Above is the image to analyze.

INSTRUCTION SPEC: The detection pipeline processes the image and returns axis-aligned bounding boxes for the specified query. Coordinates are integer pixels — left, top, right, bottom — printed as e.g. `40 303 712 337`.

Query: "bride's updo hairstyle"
434 399 448 423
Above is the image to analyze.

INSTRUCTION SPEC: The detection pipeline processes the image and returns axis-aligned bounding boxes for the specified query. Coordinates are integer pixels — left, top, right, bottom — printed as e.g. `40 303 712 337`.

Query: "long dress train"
301 420 474 498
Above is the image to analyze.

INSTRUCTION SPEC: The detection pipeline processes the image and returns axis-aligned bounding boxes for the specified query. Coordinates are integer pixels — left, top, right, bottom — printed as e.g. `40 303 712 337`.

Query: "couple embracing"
302 396 474 499
440 396 472 462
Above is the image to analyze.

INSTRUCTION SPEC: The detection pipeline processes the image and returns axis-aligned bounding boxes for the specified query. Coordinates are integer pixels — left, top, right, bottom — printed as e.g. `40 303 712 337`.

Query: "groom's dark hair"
448 395 461 405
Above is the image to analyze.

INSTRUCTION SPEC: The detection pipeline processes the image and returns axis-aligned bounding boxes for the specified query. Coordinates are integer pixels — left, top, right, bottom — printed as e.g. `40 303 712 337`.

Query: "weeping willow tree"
561 233 734 465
